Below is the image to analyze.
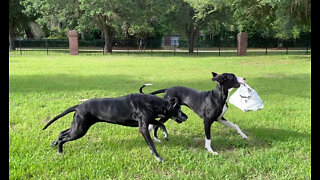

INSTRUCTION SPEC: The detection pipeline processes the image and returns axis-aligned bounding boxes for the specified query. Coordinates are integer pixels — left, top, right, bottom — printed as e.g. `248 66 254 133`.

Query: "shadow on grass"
10 73 310 99
59 124 309 156
165 126 309 151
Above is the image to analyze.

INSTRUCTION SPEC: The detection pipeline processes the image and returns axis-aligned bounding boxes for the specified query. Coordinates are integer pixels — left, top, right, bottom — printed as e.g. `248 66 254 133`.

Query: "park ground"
9 54 311 179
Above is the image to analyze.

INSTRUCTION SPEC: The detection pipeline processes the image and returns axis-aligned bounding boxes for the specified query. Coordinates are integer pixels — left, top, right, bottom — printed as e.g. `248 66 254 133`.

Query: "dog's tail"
139 83 167 95
149 89 167 95
43 105 79 130
139 83 153 93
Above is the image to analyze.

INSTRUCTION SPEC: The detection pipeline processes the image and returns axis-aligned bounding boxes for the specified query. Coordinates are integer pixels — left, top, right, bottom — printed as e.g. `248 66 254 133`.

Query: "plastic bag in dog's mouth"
229 83 264 112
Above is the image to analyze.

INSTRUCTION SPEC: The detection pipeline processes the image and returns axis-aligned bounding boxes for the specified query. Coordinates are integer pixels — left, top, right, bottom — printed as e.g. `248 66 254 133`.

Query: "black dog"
140 72 247 154
43 93 188 162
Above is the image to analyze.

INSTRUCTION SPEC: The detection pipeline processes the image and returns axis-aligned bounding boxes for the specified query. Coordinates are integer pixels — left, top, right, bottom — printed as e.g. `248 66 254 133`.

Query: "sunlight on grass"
9 54 310 179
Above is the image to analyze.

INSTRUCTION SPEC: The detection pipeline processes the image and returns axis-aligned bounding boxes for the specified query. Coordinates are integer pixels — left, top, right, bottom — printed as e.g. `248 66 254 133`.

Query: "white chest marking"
218 103 228 120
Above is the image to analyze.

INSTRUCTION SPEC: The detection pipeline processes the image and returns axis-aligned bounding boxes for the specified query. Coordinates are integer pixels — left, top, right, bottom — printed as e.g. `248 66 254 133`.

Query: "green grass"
9 54 311 179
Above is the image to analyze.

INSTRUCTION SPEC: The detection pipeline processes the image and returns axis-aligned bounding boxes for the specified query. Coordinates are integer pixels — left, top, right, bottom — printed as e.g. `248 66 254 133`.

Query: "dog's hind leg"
57 114 95 154
51 128 71 147
217 117 248 139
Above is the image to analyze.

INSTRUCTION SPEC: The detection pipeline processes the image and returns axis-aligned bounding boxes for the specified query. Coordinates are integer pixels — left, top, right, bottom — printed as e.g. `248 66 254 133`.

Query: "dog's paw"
208 150 218 155
206 147 218 155
154 137 161 143
241 134 248 140
155 156 163 162
51 140 58 147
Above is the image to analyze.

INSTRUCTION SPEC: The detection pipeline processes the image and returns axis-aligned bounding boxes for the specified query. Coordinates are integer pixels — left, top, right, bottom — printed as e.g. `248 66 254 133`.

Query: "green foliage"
231 0 311 39
11 0 311 49
9 0 38 49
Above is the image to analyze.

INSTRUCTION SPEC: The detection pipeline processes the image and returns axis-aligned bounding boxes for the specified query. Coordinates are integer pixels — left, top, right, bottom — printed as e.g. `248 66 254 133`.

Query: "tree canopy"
10 0 311 53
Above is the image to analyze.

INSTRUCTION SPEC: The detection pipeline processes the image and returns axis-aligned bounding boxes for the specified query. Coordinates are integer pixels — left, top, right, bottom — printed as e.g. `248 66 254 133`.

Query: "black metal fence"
9 37 311 56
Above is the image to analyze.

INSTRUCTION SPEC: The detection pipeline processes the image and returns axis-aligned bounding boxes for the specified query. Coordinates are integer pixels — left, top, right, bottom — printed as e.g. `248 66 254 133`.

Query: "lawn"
9 54 311 179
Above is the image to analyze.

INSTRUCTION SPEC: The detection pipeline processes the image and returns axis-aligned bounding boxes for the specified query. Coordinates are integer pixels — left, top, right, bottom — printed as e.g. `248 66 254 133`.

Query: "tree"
9 0 33 50
79 0 167 53
231 0 311 40
165 0 226 53
272 0 311 39
22 0 80 38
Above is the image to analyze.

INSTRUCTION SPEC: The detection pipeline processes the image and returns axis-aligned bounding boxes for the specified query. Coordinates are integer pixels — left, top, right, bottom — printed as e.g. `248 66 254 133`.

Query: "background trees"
9 0 38 50
9 0 311 53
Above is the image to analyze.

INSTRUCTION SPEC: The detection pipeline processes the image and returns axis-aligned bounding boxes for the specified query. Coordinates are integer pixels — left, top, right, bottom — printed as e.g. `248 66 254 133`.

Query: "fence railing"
9 38 311 56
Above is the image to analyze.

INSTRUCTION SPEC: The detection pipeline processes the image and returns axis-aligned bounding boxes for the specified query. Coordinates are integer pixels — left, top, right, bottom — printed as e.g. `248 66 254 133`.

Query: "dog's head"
165 98 188 123
211 72 245 91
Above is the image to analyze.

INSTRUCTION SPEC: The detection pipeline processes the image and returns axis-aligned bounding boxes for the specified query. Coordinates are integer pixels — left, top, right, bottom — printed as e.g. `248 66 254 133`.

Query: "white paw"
154 137 161 143
206 148 218 155
155 156 163 162
241 134 248 139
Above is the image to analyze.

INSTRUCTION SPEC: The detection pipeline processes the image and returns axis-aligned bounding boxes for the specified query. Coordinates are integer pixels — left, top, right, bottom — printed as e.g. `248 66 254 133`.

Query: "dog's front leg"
139 120 163 162
217 117 248 139
204 119 218 155
151 120 169 142
153 117 169 143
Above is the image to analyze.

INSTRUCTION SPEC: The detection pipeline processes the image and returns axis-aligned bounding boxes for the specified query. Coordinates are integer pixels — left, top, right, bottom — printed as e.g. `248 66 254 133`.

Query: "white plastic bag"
229 83 264 112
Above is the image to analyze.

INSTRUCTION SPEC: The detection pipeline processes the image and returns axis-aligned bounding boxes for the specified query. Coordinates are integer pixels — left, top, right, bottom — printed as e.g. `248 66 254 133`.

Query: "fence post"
45 39 48 55
19 40 22 55
219 33 221 56
67 30 79 55
265 39 268 55
196 38 199 56
151 40 153 56
102 40 105 55
306 43 309 55
127 40 129 55
174 40 176 56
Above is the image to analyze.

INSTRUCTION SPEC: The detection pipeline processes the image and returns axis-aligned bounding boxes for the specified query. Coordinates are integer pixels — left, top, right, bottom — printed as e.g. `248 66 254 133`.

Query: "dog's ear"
212 72 220 81
212 72 218 78
168 97 178 111
212 73 226 83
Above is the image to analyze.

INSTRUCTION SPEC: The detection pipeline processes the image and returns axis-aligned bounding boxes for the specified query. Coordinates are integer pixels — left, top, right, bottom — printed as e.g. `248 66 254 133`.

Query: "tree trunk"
103 26 115 53
188 35 194 53
81 32 85 40
25 27 34 38
9 28 15 51
187 26 199 54
186 24 199 54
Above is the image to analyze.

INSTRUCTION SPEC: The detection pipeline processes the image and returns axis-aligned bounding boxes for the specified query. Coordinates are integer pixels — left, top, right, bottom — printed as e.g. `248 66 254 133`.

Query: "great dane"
140 72 248 154
43 93 188 162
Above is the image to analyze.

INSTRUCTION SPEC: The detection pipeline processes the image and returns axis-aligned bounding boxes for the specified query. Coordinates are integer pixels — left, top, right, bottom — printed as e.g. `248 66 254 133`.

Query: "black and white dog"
43 93 188 162
140 72 248 154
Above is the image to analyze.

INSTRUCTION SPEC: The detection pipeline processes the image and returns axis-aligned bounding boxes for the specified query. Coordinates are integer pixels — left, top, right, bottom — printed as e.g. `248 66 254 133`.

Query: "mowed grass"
9 54 311 179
